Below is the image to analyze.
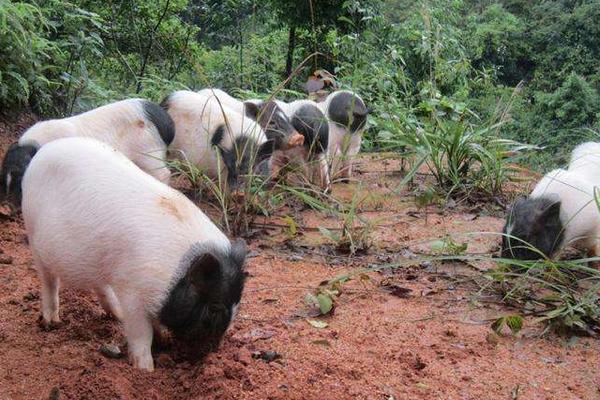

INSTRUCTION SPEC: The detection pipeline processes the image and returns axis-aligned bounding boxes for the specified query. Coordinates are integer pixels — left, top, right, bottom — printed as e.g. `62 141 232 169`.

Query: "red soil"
1 117 600 399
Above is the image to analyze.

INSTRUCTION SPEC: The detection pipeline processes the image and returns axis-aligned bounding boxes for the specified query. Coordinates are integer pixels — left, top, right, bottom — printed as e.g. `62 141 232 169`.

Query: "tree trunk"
284 24 296 80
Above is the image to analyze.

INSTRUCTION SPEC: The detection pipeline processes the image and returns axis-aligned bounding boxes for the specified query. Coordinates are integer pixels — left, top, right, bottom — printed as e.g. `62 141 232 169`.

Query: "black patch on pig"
142 100 175 146
327 91 369 133
292 103 329 158
159 240 247 341
214 131 274 190
0 142 38 207
244 101 295 150
211 124 226 147
501 196 564 260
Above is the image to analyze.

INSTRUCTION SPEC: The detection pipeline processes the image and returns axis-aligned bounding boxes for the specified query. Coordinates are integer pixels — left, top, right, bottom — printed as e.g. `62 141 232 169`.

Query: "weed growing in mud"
318 185 376 256
485 255 600 335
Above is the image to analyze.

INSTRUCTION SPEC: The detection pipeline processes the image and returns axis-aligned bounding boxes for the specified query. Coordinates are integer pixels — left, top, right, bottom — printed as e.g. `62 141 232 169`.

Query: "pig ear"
256 140 274 162
230 239 247 269
243 102 261 120
533 200 561 232
188 253 221 288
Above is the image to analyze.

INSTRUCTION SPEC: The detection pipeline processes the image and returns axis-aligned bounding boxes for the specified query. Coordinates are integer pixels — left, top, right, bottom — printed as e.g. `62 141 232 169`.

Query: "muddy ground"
1 116 599 400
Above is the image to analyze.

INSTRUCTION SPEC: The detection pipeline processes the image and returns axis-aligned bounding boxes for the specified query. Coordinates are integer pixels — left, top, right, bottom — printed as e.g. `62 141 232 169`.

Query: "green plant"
430 235 468 256
318 185 375 255
486 256 600 335
491 314 524 335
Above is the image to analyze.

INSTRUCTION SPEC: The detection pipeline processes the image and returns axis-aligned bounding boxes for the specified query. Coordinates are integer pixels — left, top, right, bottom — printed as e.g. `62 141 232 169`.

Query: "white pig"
162 90 274 191
22 137 246 372
0 99 174 206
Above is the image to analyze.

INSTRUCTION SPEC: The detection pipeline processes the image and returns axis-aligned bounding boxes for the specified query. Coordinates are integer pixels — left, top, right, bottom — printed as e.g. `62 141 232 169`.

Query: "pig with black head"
22 137 246 371
0 99 174 208
196 88 304 151
502 168 600 261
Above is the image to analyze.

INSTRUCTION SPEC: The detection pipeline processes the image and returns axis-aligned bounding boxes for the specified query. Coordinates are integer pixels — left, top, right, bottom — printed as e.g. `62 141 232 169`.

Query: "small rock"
287 254 303 262
100 343 123 359
252 350 281 363
0 255 13 265
49 387 60 400
243 328 275 342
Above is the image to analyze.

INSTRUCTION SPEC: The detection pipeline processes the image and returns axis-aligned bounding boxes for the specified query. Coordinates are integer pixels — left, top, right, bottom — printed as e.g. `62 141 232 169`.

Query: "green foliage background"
1 0 599 171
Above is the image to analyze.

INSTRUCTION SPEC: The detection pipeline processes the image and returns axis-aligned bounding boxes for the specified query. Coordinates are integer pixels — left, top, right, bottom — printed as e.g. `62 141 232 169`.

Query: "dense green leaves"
0 0 598 174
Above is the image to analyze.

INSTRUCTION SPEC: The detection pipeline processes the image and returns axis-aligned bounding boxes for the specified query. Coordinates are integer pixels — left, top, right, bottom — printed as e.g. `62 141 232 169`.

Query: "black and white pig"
162 90 275 191
22 137 246 371
196 88 304 150
501 168 600 260
271 99 330 189
0 99 174 206
316 90 369 182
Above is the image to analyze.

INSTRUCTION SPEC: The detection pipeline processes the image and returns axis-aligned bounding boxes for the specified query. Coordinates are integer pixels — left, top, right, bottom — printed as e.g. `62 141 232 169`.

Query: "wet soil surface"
1 117 599 399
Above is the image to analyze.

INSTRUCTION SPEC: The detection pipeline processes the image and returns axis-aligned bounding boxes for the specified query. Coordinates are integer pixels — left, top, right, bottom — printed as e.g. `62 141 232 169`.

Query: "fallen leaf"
316 293 334 314
382 284 413 298
307 319 328 329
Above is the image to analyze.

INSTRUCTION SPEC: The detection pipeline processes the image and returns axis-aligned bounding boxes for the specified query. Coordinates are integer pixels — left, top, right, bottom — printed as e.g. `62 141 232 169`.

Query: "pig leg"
96 286 123 320
39 269 60 329
339 134 362 182
121 299 155 371
311 154 330 191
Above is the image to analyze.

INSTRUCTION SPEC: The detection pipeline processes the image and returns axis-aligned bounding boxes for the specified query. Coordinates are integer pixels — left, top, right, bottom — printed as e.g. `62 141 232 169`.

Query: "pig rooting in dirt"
22 137 246 372
159 240 246 340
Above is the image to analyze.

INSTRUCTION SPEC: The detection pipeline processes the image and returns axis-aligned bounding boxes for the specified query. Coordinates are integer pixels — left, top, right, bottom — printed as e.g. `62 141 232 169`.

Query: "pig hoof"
38 316 62 331
131 354 155 372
